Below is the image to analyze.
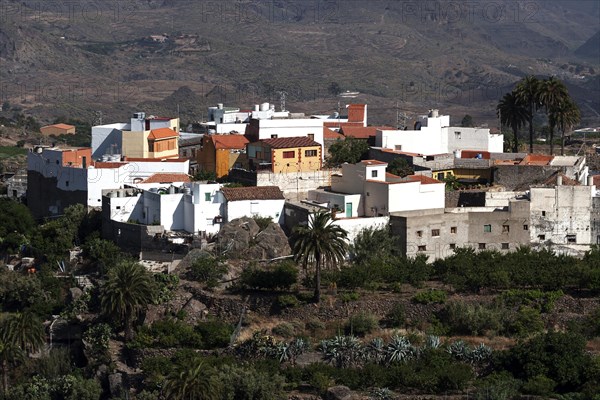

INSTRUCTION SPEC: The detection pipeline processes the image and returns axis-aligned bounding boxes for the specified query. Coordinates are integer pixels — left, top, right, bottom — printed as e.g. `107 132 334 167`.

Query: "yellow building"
196 134 249 178
247 137 322 173
121 115 180 159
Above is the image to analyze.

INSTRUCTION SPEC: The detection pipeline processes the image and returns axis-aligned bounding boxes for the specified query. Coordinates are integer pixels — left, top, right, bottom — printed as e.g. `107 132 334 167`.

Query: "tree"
497 91 528 153
553 98 581 155
515 75 541 153
538 77 569 155
162 357 222 400
291 211 348 302
387 157 413 178
100 261 155 341
461 114 474 127
326 137 370 167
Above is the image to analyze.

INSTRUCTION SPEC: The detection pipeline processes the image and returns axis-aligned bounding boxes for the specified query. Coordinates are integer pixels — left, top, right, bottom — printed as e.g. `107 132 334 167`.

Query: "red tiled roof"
542 172 579 186
323 121 363 128
409 174 442 185
221 186 285 201
94 162 128 169
210 135 249 150
323 127 344 140
360 159 387 165
261 136 321 149
341 125 394 139
520 154 553 166
380 148 423 157
593 175 600 186
148 127 179 140
142 173 191 183
347 104 366 123
42 123 75 130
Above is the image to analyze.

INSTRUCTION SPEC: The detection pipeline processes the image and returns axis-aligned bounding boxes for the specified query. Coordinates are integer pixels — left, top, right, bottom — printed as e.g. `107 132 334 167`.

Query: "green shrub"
437 301 503 336
522 375 556 396
252 215 272 231
194 320 234 349
345 312 379 336
500 289 564 313
339 291 360 302
474 372 521 400
412 289 447 304
277 294 299 308
506 306 544 338
272 322 295 338
240 261 298 291
385 303 406 328
133 318 203 349
189 255 228 289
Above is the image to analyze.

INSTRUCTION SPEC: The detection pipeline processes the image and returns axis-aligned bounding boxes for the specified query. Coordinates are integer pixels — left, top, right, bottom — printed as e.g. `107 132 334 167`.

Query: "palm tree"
162 357 221 400
497 91 528 153
100 261 155 341
291 210 348 303
0 339 24 394
538 77 569 155
553 98 581 155
515 75 541 153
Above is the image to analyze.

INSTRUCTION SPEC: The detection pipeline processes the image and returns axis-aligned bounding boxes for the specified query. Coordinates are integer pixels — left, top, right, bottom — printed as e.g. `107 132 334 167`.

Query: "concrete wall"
91 123 127 159
333 216 389 244
226 199 285 225
446 127 503 153
254 169 339 202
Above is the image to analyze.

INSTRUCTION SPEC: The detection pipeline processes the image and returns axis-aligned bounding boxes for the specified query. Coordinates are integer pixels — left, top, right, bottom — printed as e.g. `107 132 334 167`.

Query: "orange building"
40 123 76 136
196 134 249 178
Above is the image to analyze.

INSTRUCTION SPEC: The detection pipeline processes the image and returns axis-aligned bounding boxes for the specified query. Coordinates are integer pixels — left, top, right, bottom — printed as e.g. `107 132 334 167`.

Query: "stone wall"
493 165 565 190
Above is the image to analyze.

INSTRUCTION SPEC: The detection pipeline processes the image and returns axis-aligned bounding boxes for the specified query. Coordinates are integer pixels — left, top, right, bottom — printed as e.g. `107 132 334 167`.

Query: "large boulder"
246 223 292 260
217 217 260 257
217 217 291 260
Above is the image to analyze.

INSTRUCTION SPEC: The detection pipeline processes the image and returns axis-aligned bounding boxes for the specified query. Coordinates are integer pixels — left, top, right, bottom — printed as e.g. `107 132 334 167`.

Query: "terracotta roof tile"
460 150 491 159
542 172 579 186
593 175 600 186
143 173 191 183
94 162 128 169
210 135 249 149
323 127 344 140
42 123 76 130
323 121 363 128
360 159 387 165
261 137 321 149
221 186 285 201
347 104 366 123
148 127 179 140
520 154 553 165
341 125 394 139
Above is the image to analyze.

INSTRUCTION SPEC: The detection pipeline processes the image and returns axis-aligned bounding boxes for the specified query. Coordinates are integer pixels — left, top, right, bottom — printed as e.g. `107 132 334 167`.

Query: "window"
271 134 278 139
283 151 295 159
542 211 546 216
65 181 69 187
502 224 510 233
305 149 318 157
205 193 211 201
418 245 426 252
371 170 378 178
566 234 576 243
479 243 486 250
256 151 262 158
538 234 546 240
416 230 423 238
431 229 440 237
484 224 492 233
395 145 402 151
437 172 444 180
523 224 529 231
502 243 509 250
454 131 461 139
450 226 457 234
116 206 121 210
449 243 456 250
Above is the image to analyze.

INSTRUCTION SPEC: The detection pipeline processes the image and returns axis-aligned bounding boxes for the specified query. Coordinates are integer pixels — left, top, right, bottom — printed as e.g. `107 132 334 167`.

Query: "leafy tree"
218 364 286 400
387 157 413 178
0 198 35 240
538 76 569 155
350 226 397 265
461 114 474 127
497 91 528 153
188 255 228 289
81 238 123 273
326 137 370 167
100 261 155 341
515 75 541 153
291 211 348 302
163 356 222 400
193 169 217 181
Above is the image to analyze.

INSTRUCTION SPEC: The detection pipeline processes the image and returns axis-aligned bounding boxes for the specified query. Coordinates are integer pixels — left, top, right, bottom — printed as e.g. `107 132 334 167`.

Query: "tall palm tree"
162 357 222 400
497 91 528 153
0 339 24 394
291 210 348 303
553 98 581 155
515 75 541 153
100 261 155 341
538 77 569 155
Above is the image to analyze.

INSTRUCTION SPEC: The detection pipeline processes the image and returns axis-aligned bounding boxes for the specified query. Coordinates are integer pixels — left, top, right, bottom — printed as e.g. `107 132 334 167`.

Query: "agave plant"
468 343 493 364
424 335 441 349
319 335 364 368
385 335 416 364
447 340 471 362
364 337 386 364
370 387 395 400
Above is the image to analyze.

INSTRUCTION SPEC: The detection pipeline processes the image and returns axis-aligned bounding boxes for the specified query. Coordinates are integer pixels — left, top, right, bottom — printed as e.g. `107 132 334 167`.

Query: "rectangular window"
371 170 378 178
523 224 529 231
502 224 510 233
566 234 576 243
437 172 444 180
416 230 423 238
395 145 402 151
283 151 295 159
418 245 426 252
65 181 69 187
305 150 318 157
484 224 492 233
450 226 457 234
479 243 486 250
204 193 211 201
256 151 262 159
455 131 461 139
431 229 440 237
538 234 546 240
449 243 456 250
502 243 509 250
271 134 278 139
542 211 546 216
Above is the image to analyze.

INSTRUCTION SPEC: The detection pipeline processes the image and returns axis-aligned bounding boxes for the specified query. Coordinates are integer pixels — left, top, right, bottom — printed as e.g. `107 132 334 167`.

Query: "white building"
221 186 286 225
375 109 503 155
308 160 445 218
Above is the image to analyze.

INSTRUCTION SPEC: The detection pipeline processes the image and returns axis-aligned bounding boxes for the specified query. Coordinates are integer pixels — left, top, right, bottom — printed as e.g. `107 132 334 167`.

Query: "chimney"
588 175 594 186
556 175 562 186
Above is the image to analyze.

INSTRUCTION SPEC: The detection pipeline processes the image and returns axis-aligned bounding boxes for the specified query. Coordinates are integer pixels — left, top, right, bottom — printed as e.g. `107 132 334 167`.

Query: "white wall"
308 191 362 217
91 123 127 159
446 127 503 153
333 216 390 244
226 199 285 224
159 193 186 231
